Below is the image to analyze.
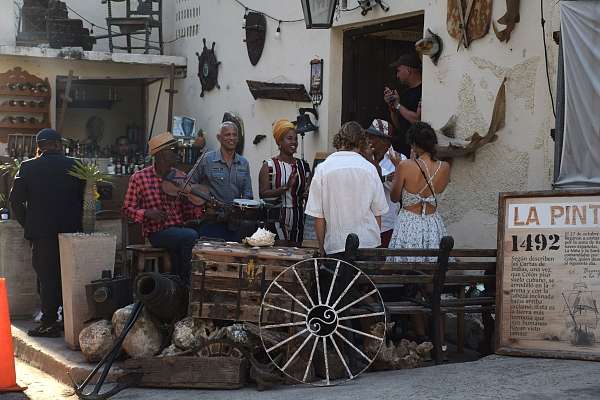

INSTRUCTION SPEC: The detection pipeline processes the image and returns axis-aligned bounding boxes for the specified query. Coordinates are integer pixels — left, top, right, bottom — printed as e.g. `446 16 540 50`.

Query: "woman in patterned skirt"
259 119 311 246
388 121 451 260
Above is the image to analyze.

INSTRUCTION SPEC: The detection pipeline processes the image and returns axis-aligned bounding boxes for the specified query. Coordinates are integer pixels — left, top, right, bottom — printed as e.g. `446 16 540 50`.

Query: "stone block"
59 232 116 350
0 220 39 318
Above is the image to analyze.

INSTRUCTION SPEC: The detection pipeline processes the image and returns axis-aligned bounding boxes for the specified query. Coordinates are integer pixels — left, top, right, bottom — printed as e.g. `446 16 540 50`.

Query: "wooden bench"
343 233 496 363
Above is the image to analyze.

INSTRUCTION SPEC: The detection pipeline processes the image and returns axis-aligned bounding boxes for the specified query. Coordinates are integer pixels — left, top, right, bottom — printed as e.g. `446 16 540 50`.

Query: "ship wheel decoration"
259 258 386 386
195 38 221 97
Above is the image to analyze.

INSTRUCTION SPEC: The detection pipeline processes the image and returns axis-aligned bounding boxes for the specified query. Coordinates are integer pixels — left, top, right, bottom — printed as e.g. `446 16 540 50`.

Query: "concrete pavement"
8 356 600 400
10 319 600 400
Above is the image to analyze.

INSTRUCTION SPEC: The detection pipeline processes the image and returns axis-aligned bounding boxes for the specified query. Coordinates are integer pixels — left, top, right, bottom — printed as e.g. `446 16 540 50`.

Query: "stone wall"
0 220 38 319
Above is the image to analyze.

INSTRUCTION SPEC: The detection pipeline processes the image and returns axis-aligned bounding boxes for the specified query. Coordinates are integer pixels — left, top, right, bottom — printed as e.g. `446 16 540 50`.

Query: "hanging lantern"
300 0 338 29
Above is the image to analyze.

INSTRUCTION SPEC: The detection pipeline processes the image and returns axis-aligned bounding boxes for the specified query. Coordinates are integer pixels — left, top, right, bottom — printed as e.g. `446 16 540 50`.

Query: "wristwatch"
395 103 401 111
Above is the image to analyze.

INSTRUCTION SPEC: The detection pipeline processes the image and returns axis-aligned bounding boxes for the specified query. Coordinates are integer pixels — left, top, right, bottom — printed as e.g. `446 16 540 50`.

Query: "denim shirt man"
188 122 253 240
189 149 252 204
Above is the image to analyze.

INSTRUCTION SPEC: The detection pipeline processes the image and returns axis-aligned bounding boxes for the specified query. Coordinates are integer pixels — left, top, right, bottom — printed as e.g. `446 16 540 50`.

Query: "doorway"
341 14 424 131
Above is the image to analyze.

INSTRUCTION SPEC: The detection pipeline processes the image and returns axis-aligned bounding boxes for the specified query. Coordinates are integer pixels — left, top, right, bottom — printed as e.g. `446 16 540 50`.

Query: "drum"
232 198 262 209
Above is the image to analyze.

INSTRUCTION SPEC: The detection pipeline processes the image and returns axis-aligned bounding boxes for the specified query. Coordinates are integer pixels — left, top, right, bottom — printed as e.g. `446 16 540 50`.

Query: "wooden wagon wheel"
259 258 386 386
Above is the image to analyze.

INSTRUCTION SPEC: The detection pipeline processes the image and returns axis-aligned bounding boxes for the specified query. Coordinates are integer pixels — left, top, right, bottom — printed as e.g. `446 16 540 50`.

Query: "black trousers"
31 237 62 324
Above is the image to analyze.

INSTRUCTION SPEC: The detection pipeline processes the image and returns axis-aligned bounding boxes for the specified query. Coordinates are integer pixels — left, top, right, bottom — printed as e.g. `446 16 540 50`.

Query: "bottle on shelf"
107 158 115 175
0 207 9 221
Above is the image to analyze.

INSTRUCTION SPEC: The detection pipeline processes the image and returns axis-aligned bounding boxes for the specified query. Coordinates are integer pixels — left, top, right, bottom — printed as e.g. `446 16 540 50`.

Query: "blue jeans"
196 222 239 242
148 227 198 284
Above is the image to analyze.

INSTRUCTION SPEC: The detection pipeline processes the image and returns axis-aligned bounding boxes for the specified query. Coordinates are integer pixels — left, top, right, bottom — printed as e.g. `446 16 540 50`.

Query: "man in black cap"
10 128 84 337
384 52 422 157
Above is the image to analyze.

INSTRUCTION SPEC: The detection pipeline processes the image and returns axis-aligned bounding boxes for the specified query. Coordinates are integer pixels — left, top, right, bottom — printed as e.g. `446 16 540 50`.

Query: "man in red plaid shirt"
122 132 199 283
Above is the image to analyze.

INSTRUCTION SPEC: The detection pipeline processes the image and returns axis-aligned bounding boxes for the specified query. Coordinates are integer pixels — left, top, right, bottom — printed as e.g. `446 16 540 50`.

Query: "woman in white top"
388 122 451 261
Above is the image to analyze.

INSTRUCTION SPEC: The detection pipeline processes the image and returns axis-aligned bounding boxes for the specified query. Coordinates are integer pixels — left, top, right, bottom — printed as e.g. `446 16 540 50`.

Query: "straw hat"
148 132 177 156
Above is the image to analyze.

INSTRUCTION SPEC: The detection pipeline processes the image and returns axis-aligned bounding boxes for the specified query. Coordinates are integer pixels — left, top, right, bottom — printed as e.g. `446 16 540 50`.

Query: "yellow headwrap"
272 119 295 144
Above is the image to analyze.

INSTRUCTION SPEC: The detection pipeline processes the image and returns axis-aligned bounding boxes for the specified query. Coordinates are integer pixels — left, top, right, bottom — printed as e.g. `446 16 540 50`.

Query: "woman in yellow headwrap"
259 119 311 245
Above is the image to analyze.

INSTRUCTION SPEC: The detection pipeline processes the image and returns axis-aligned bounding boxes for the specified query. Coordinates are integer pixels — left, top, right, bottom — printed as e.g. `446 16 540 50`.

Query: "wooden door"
342 36 414 128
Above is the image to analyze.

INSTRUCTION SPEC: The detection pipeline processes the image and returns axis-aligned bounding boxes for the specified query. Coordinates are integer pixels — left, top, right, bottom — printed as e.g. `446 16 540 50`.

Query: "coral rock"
112 304 162 358
79 320 114 363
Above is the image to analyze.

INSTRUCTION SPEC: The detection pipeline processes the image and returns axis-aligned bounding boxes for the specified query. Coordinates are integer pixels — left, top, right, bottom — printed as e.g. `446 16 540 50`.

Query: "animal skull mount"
416 29 444 65
196 38 221 97
358 0 390 16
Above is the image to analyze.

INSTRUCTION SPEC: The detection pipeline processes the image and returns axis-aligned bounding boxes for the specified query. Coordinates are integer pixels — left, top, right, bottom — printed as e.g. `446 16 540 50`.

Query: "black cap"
36 128 62 143
390 53 422 70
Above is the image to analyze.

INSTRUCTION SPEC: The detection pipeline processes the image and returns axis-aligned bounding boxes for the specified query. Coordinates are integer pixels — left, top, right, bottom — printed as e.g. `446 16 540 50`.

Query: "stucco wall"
167 0 559 248
0 1 561 249
0 0 17 47
340 0 558 248
167 0 332 200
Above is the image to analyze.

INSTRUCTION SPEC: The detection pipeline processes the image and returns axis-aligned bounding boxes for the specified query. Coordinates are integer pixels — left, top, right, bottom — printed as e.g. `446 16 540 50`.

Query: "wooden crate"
124 356 248 389
190 242 316 324
193 241 315 265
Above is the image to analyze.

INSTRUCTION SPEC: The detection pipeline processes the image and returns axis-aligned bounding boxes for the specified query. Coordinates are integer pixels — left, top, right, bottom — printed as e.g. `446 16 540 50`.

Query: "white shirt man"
305 151 388 255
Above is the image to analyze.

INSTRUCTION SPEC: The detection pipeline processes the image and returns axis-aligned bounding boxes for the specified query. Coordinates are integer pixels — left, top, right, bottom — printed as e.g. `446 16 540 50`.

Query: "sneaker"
28 322 61 338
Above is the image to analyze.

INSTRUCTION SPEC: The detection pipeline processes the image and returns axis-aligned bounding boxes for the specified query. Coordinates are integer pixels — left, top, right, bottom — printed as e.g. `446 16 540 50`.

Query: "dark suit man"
10 129 84 337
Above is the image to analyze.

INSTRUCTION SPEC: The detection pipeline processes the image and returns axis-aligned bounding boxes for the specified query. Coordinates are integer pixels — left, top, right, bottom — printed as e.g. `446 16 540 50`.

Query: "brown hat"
390 53 422 70
148 132 178 156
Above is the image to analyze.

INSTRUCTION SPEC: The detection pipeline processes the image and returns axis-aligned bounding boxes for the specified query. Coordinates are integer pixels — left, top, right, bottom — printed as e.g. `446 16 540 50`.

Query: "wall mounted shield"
245 12 266 66
195 38 221 97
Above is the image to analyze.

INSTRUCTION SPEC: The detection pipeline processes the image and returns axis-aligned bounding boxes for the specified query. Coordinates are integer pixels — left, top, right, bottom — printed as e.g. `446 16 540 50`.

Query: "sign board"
497 190 600 360
172 116 196 138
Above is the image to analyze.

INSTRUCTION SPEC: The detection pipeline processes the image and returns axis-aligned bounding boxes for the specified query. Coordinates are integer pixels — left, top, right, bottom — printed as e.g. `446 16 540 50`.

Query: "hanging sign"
497 190 600 360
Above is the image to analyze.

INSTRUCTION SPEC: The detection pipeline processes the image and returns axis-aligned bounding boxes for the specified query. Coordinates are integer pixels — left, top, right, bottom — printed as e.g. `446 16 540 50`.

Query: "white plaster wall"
168 0 331 199
0 0 17 46
168 0 559 248
333 0 559 248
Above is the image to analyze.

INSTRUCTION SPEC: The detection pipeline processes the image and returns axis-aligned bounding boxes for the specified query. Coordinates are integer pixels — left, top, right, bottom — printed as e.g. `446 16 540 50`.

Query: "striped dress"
264 157 311 244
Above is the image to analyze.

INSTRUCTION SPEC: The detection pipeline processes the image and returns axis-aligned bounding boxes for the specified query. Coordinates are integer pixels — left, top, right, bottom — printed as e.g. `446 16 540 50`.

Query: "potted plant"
62 160 117 349
68 160 112 233
0 159 21 220
0 158 21 179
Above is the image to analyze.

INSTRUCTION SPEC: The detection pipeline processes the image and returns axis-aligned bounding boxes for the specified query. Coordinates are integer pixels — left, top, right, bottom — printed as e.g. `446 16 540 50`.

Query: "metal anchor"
70 302 144 400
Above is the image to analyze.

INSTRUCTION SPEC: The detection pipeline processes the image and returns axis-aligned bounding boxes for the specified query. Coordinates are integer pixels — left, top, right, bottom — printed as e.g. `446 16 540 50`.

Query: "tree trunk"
82 182 96 233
